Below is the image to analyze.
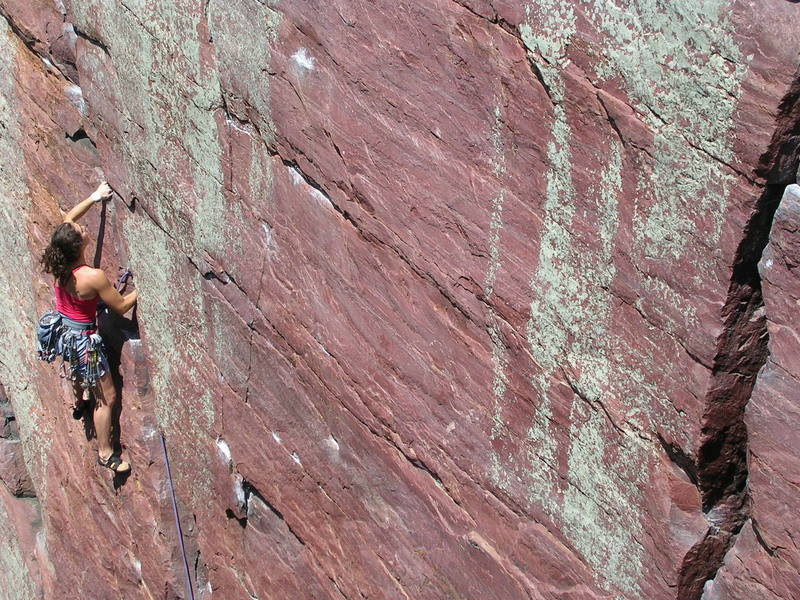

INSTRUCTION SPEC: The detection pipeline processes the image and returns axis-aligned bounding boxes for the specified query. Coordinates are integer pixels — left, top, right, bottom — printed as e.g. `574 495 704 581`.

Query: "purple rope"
160 434 195 600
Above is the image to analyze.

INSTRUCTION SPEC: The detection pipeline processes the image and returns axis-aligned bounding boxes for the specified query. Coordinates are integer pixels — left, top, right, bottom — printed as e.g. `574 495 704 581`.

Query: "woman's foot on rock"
97 451 131 473
72 399 89 420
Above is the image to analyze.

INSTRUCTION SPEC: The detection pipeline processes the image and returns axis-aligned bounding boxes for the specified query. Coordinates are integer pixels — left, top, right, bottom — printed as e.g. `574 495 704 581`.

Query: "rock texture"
0 1 799 599
703 182 800 600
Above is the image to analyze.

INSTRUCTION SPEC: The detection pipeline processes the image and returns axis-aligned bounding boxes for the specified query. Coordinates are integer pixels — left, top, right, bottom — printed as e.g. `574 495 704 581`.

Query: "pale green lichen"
66 1 284 508
562 402 650 595
70 0 275 265
0 506 36 600
122 214 215 504
501 5 648 591
488 1 747 595
0 23 47 599
519 1 576 65
589 0 746 265
0 20 52 487
485 99 509 439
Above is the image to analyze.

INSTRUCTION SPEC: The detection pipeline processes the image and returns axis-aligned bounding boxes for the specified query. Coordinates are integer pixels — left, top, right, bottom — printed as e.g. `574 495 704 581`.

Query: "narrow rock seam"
676 71 800 597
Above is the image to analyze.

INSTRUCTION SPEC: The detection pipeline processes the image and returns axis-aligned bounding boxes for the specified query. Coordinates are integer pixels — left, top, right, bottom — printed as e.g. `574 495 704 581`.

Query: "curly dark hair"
41 222 83 285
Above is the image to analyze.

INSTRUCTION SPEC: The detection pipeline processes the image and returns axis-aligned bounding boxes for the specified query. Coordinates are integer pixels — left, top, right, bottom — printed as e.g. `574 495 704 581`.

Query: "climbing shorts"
36 311 109 388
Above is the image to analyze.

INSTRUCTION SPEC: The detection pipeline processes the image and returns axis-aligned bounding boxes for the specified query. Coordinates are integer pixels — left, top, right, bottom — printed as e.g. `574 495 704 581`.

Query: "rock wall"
0 1 798 598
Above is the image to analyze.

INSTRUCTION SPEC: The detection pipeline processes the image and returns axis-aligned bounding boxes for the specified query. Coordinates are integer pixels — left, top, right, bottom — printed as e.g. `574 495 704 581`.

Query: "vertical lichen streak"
0 17 52 488
486 101 509 440
486 1 749 596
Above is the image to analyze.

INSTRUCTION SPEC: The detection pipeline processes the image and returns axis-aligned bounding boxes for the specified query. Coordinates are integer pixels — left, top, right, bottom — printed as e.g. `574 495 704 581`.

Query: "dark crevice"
65 127 96 148
677 64 800 595
225 508 247 528
751 519 781 556
756 66 800 184
0 9 77 84
0 387 37 499
676 182 780 598
750 518 777 556
559 365 625 435
203 270 229 284
234 477 306 546
1 394 18 441
526 57 557 106
408 455 445 489
656 431 699 487
596 92 626 149
72 25 110 56
0 9 41 58
193 550 201 588
65 127 88 142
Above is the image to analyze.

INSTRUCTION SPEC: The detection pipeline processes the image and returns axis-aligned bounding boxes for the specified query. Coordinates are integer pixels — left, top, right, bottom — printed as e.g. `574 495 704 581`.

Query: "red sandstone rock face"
705 183 800 600
0 1 799 599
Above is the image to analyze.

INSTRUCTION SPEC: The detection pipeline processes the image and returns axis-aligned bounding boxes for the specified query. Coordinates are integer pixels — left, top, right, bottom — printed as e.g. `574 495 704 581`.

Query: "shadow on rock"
97 304 140 488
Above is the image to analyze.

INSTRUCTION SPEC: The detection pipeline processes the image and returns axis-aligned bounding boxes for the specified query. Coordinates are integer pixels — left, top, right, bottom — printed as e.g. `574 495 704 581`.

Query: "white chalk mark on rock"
226 117 252 137
261 222 277 254
322 435 340 457
310 187 335 210
291 48 315 71
65 84 86 115
234 474 246 509
286 165 336 211
288 165 304 186
216 437 232 466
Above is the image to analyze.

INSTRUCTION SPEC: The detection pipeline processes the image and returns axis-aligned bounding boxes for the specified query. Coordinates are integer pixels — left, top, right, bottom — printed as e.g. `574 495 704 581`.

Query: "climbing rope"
160 434 195 600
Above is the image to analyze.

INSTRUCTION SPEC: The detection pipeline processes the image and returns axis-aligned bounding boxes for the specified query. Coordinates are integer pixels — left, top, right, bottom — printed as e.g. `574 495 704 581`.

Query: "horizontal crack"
0 9 76 83
656 431 699 487
267 143 484 333
72 25 110 56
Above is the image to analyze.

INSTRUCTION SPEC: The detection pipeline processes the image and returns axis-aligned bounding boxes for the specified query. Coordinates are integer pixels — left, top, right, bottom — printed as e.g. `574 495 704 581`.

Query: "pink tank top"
54 265 98 323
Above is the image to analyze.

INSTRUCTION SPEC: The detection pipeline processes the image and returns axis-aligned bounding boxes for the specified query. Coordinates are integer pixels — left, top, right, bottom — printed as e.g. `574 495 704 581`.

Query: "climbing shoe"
72 400 88 420
97 452 131 474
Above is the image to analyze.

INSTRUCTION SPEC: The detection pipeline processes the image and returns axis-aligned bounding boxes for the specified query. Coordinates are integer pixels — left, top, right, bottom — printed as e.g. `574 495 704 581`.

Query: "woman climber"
39 182 138 474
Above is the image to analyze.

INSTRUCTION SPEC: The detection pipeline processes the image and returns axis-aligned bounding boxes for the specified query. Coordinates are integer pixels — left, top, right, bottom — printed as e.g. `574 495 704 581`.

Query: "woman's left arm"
63 183 112 223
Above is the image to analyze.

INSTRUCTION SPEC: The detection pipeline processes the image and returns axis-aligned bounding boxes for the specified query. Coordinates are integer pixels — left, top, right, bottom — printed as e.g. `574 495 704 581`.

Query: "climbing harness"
36 311 106 388
60 320 104 388
38 267 131 387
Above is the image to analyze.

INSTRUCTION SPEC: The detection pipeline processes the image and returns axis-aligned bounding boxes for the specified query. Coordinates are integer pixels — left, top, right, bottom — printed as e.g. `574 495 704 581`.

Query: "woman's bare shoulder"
75 266 108 289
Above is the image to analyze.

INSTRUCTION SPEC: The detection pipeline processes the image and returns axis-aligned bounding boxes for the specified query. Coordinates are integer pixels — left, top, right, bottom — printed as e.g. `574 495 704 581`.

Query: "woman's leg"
93 373 130 471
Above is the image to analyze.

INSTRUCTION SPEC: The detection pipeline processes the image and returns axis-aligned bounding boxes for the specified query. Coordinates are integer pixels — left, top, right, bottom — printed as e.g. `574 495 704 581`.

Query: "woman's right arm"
64 183 113 223
90 270 138 315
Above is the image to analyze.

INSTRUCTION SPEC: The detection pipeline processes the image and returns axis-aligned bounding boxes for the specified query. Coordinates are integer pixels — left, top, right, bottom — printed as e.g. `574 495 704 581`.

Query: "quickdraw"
60 329 104 389
37 310 104 389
